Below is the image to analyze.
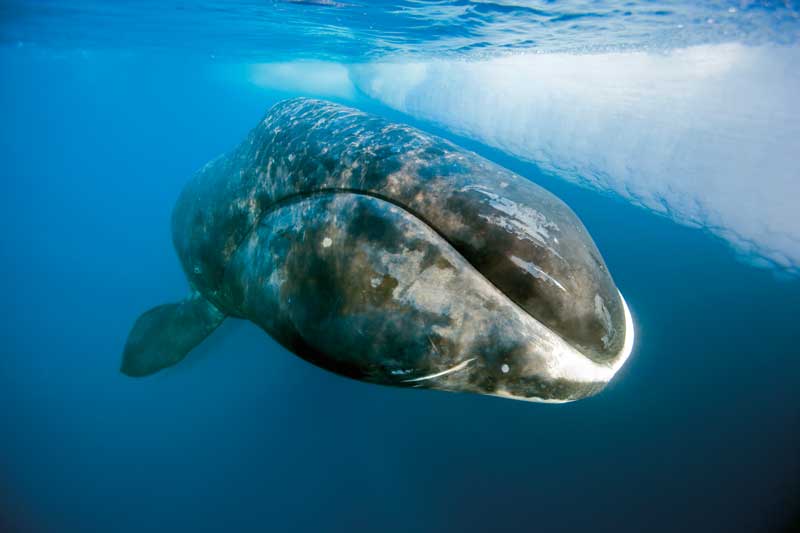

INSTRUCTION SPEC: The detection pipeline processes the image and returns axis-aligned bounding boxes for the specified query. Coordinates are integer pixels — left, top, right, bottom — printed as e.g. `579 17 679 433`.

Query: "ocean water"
1 2 799 532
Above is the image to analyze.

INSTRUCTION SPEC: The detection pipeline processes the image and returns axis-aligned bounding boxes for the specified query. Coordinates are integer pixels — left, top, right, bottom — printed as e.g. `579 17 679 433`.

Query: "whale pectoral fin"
121 294 225 377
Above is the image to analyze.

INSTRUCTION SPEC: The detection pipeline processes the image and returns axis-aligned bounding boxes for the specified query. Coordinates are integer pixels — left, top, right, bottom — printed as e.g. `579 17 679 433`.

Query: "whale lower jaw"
488 292 635 404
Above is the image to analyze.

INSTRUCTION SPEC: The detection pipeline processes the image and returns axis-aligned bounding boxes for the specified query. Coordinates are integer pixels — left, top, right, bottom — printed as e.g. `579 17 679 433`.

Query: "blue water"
2 2 799 533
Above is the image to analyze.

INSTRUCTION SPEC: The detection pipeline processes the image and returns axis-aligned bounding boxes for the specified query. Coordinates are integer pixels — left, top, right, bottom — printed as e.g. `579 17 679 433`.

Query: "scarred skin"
138 97 633 402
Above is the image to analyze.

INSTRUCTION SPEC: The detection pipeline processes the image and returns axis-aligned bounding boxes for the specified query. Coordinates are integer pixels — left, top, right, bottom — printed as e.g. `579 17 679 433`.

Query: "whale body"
122 98 634 403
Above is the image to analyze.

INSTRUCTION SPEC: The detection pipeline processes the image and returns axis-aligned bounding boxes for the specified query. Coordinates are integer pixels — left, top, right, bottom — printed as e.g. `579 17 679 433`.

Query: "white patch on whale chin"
349 44 800 276
490 295 633 403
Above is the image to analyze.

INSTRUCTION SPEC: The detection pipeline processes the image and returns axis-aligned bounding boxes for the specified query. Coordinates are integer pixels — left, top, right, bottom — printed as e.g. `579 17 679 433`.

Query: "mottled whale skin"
122 97 634 403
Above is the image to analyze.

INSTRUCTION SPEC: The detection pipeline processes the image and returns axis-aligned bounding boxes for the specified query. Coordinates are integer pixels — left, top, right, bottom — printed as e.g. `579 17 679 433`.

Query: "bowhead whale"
122 97 634 403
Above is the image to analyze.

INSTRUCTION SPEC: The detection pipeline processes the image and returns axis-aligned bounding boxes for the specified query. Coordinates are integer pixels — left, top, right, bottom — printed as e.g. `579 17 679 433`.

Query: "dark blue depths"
1 50 798 533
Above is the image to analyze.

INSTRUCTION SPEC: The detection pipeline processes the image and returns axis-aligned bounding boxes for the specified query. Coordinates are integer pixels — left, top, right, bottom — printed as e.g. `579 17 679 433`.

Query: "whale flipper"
121 294 225 377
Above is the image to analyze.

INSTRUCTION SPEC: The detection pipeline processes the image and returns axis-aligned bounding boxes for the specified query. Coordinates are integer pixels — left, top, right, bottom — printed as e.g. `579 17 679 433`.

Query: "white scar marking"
489 389 573 404
402 358 476 383
510 255 567 292
322 237 332 248
501 364 510 374
462 184 561 253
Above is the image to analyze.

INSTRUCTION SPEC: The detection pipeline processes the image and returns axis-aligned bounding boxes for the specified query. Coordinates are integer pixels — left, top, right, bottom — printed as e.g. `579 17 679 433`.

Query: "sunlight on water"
2 0 799 60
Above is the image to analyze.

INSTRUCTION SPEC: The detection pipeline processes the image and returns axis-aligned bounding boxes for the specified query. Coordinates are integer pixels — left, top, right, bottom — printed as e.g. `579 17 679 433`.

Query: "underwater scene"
1 1 799 532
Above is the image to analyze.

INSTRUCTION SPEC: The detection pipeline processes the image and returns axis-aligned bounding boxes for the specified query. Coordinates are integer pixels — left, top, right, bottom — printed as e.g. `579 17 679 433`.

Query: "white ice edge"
346 44 800 274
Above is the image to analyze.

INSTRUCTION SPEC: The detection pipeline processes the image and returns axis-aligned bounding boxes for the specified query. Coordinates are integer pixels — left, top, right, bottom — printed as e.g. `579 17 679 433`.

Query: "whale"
121 97 634 403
